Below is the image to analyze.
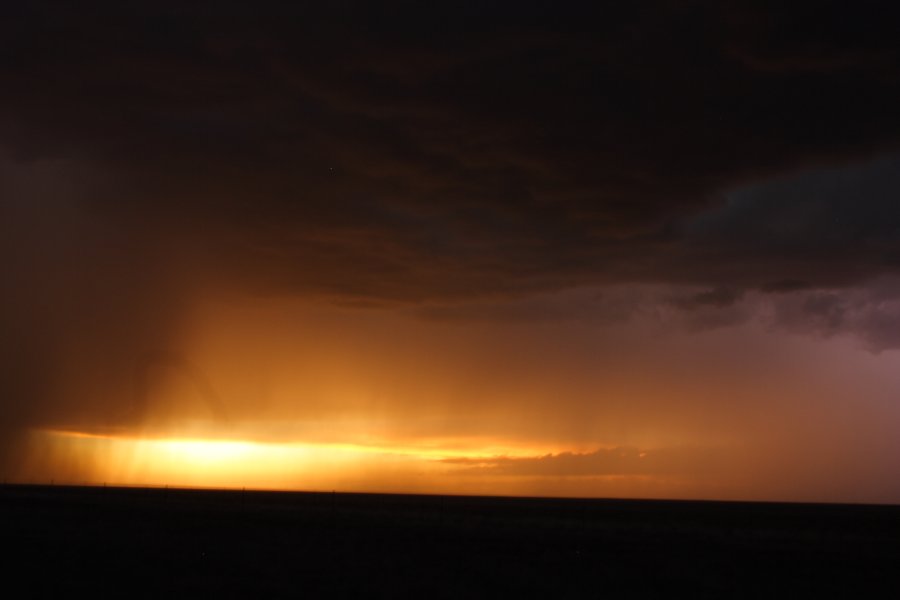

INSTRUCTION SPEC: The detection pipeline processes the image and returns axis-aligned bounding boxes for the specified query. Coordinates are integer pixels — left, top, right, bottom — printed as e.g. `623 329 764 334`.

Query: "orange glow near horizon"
17 427 752 501
13 297 900 505
21 428 578 494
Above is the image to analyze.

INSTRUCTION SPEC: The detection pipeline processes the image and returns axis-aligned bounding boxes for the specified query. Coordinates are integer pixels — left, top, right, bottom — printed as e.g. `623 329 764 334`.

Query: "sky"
3 1 900 502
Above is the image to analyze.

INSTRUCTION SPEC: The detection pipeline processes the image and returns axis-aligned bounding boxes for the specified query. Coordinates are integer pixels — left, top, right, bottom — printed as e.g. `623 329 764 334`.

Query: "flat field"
2 484 899 598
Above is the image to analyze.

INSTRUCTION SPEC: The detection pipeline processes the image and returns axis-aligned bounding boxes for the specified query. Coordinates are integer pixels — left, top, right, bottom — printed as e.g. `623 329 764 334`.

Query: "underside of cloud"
2 1 900 303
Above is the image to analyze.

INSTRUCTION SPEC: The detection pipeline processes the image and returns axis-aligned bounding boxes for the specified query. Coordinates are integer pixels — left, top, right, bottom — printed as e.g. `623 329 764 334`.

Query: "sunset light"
24 425 747 500
25 427 570 494
5 2 900 595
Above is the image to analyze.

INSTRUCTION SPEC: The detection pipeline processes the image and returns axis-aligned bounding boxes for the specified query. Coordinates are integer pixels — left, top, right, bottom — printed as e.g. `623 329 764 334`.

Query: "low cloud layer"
443 446 725 477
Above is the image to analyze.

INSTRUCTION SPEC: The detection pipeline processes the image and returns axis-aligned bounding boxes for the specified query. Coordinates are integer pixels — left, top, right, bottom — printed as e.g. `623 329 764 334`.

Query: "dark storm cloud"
769 280 900 351
4 0 900 472
760 280 813 293
681 154 900 289
671 287 743 310
413 287 635 323
6 0 900 502
2 0 900 302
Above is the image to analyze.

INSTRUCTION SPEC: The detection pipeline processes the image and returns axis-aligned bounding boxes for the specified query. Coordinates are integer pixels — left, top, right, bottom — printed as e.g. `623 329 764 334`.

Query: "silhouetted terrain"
3 484 899 598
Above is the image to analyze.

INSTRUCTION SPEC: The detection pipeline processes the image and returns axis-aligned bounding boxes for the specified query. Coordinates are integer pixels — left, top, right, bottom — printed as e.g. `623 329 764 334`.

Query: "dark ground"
2 484 900 598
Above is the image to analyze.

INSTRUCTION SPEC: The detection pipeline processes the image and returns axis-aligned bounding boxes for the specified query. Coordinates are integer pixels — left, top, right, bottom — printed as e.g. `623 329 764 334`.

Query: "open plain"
3 484 900 598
